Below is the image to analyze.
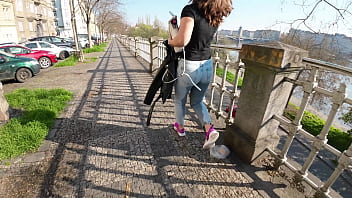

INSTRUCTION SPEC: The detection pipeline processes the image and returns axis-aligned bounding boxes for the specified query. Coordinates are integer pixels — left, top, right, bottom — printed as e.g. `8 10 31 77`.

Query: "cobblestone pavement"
0 39 301 198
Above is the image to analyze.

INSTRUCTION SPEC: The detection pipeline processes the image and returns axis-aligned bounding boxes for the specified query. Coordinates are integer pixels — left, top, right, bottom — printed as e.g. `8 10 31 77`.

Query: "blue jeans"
174 58 213 126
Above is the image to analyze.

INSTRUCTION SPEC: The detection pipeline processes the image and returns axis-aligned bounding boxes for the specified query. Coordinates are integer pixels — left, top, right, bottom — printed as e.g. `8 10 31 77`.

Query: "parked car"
28 36 76 48
77 34 95 48
23 41 74 60
0 44 57 69
0 51 40 83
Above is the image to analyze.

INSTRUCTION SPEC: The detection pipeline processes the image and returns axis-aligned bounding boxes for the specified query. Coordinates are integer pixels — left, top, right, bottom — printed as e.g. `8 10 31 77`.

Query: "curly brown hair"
190 0 233 26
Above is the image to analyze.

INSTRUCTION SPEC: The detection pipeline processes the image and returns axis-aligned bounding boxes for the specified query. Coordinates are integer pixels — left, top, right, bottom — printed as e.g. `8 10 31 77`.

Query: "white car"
77 34 95 48
23 41 75 60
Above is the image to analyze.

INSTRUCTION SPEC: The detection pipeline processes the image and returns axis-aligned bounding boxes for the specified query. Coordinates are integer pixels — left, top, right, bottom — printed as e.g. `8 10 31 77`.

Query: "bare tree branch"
277 0 352 35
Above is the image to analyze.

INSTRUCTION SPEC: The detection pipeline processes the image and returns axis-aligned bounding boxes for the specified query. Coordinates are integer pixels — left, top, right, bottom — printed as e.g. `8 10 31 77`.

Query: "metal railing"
116 35 351 197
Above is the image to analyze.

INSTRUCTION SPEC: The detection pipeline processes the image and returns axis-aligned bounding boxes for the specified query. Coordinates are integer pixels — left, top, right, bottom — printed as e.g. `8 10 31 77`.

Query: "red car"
0 44 57 69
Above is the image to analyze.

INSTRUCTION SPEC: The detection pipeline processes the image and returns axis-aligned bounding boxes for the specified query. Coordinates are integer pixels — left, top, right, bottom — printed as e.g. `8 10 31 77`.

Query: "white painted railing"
135 37 151 63
270 57 352 198
204 45 243 125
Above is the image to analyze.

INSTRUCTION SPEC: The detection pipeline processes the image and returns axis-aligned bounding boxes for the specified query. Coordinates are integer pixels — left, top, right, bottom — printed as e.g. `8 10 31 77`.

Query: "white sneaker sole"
203 131 219 149
174 126 186 137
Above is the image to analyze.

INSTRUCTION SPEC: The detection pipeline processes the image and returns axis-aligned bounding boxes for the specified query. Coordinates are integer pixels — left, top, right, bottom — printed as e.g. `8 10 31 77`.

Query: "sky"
120 0 352 37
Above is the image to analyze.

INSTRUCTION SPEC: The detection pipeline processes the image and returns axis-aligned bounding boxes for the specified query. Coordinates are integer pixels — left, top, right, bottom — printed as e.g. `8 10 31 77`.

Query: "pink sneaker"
174 122 186 137
203 125 219 149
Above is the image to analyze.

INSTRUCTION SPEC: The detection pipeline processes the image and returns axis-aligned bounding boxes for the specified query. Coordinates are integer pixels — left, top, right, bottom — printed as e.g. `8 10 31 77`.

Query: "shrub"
216 67 243 88
284 103 352 152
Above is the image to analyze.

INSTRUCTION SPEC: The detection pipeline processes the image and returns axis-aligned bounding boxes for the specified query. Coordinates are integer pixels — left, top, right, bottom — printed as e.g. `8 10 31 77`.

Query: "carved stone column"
224 42 308 163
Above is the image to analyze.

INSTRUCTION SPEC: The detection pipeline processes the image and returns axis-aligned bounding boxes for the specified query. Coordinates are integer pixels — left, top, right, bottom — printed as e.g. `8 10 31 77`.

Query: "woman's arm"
168 17 194 47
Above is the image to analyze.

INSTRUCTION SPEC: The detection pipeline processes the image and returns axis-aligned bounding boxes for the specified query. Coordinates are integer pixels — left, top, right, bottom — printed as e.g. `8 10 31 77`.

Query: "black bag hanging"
144 40 180 126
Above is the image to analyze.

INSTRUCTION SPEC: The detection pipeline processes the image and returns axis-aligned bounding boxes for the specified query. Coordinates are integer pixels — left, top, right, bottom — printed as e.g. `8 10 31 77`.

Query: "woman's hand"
168 17 194 47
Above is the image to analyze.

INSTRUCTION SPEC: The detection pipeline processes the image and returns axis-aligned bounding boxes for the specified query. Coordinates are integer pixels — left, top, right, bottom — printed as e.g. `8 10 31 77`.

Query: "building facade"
0 0 18 43
54 0 98 38
13 0 56 42
0 0 99 44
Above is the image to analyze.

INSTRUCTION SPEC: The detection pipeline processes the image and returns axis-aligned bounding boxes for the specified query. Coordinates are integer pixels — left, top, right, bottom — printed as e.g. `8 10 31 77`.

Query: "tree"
70 0 84 61
153 17 164 29
77 0 100 48
279 1 352 129
280 28 352 121
279 0 352 35
77 0 121 48
126 18 168 39
95 0 123 40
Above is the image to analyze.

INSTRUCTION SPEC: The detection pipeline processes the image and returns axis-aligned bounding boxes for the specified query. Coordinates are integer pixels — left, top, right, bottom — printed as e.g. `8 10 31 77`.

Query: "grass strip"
55 55 78 67
83 42 107 53
216 67 243 87
0 88 73 160
55 42 106 67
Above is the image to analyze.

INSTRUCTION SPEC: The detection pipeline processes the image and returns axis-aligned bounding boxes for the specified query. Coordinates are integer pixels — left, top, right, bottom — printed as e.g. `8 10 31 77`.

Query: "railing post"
224 42 308 163
315 143 352 197
134 37 138 57
149 36 160 73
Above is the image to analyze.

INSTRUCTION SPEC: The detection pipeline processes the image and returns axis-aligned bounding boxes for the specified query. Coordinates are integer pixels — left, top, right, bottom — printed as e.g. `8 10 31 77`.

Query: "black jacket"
144 40 180 105
144 40 181 125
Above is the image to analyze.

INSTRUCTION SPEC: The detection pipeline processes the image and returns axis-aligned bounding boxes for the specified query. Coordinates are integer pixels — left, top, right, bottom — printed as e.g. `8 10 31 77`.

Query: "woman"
168 0 233 149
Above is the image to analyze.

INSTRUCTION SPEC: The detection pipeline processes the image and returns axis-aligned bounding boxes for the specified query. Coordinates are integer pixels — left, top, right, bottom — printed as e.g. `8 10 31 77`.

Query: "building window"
34 5 38 15
16 0 23 12
5 33 13 40
18 21 24 31
2 7 10 20
29 3 34 13
29 22 33 31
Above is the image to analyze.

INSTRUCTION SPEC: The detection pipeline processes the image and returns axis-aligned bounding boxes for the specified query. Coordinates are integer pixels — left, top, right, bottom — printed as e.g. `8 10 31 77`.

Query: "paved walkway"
0 39 307 198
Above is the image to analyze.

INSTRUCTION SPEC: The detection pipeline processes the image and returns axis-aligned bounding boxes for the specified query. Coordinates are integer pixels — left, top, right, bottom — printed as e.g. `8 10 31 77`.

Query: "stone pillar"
0 82 9 123
224 42 308 163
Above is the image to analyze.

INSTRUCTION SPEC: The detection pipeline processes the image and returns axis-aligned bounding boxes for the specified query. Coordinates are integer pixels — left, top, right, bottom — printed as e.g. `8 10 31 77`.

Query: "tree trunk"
87 17 92 48
70 0 84 62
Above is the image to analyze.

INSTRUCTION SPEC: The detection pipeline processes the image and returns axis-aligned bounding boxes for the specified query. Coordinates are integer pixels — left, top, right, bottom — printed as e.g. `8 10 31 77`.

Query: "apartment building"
54 0 99 39
0 0 99 43
0 0 18 43
14 0 56 42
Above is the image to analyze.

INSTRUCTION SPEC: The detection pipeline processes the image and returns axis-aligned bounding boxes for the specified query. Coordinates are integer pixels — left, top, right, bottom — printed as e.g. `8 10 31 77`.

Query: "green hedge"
284 104 352 152
216 67 243 87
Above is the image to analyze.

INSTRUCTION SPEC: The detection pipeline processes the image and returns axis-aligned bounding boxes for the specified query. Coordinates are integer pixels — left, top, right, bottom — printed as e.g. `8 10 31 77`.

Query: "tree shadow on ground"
34 39 287 198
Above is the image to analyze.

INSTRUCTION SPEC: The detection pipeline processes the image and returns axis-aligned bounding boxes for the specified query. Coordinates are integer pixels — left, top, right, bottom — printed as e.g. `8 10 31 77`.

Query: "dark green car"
0 51 40 83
